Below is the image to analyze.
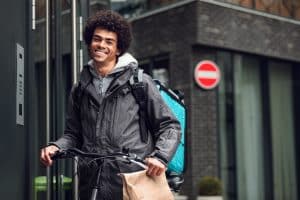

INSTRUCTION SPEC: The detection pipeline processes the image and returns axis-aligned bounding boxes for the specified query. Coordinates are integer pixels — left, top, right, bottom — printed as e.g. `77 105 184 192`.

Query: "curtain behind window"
233 54 265 200
268 62 297 200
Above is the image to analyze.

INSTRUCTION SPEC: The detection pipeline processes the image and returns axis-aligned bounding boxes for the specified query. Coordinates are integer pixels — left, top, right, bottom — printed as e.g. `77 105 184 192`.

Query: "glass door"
30 1 124 199
32 0 81 199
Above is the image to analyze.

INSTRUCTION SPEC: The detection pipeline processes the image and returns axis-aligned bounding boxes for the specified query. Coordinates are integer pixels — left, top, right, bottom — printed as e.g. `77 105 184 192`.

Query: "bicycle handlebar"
52 148 146 168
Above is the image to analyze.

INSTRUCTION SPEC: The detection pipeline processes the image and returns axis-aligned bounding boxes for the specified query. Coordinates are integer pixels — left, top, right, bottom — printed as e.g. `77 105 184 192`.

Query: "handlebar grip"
51 148 89 160
51 150 67 160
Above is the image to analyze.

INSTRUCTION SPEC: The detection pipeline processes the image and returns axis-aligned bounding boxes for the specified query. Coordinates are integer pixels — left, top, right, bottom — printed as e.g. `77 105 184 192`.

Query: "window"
139 54 170 86
213 48 300 200
268 61 297 200
233 54 265 200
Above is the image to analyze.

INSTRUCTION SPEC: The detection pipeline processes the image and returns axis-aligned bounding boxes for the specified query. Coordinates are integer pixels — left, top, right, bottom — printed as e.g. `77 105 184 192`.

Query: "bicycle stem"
90 188 99 200
90 165 103 200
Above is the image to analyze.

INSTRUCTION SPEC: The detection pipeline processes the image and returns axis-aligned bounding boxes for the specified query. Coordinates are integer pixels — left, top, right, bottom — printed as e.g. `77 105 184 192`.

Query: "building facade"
128 0 300 199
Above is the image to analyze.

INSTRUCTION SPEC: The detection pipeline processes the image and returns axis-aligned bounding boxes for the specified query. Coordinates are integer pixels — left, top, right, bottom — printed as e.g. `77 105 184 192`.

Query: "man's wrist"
148 152 168 166
47 143 61 150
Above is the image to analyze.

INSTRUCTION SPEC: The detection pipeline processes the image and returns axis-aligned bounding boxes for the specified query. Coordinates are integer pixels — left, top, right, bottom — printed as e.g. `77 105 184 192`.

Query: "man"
40 10 181 199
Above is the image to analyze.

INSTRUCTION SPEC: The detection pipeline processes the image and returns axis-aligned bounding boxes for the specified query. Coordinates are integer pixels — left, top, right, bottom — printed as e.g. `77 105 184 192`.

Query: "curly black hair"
84 10 132 56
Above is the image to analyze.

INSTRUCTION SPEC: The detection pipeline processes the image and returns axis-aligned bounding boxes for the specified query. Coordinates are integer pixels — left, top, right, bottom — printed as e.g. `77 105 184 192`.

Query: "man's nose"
98 40 106 47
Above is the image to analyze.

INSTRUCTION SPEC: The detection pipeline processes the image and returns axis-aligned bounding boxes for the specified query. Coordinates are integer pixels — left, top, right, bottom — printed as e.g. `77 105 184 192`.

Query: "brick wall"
196 1 300 62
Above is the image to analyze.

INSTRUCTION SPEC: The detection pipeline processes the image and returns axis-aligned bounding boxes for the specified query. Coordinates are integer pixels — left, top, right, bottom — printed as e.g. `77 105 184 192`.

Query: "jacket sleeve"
49 84 83 149
144 74 181 165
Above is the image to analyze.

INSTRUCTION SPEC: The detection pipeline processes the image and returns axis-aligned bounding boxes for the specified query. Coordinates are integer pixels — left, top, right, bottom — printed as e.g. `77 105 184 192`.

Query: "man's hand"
145 157 166 176
40 145 59 167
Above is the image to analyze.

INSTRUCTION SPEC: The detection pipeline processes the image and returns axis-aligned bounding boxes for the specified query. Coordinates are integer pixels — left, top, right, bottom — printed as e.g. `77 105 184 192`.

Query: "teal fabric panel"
159 89 186 173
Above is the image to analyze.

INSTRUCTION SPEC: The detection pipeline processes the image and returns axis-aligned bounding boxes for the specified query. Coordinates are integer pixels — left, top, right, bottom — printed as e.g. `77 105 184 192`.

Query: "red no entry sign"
194 60 221 89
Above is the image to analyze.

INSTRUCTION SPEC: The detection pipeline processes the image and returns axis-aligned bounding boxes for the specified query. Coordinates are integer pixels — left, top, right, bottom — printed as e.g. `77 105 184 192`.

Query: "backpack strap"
129 68 149 143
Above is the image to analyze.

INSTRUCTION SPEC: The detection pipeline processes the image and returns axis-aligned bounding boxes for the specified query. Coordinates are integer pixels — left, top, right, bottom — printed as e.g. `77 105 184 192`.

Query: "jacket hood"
115 52 138 70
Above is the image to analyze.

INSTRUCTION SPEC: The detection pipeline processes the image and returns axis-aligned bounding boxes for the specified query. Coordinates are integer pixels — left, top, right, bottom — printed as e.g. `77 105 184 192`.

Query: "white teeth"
95 50 106 55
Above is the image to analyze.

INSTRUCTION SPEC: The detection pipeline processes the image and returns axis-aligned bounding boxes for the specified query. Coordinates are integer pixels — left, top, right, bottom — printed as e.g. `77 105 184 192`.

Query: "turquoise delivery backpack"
130 68 187 191
153 79 186 173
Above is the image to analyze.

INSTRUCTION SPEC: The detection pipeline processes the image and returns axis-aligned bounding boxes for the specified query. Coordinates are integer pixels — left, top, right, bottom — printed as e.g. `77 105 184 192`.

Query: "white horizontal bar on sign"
197 71 219 79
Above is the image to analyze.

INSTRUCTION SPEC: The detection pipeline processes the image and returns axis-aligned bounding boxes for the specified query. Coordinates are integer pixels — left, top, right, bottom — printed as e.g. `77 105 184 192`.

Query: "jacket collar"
78 53 138 105
80 52 138 86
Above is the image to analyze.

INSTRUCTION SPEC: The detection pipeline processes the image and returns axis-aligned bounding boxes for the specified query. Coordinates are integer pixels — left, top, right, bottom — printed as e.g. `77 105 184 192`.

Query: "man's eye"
93 37 100 42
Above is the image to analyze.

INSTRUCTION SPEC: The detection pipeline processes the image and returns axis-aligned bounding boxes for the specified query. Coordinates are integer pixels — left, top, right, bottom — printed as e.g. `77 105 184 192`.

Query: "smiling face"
89 27 120 69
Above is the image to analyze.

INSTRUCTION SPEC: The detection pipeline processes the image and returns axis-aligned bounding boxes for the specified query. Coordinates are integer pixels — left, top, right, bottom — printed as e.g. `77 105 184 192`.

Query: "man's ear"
87 46 92 57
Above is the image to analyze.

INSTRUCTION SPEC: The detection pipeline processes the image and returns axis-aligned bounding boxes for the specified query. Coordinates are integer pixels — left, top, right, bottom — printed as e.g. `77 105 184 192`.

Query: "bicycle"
52 148 183 200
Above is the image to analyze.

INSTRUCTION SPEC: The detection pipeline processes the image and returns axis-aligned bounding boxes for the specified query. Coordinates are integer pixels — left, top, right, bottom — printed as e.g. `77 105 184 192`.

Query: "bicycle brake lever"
122 147 130 154
126 154 147 169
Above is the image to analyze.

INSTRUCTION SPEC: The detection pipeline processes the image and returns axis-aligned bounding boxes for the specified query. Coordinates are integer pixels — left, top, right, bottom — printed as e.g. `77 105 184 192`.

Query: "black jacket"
52 53 181 199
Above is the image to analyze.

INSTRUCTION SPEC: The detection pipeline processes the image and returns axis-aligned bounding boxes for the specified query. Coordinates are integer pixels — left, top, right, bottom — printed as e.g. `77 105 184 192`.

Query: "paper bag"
119 170 174 200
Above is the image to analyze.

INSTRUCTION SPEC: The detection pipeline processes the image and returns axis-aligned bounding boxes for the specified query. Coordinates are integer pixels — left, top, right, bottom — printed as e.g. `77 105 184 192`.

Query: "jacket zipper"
96 98 107 138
